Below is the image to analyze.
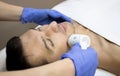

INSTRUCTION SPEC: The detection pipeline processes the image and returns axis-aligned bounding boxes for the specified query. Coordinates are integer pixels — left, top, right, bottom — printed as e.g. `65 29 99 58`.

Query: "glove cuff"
20 8 34 24
61 53 82 76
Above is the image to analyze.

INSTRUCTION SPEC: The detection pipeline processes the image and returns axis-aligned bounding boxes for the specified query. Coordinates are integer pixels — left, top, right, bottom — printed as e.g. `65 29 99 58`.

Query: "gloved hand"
20 8 72 25
61 43 98 76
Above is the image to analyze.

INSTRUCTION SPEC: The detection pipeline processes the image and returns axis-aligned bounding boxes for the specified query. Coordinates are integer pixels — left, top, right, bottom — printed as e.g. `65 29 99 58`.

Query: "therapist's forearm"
0 1 23 21
0 58 75 76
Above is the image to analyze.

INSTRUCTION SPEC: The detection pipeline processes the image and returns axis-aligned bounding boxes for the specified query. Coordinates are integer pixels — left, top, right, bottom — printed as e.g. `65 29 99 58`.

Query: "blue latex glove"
61 43 98 76
21 8 72 25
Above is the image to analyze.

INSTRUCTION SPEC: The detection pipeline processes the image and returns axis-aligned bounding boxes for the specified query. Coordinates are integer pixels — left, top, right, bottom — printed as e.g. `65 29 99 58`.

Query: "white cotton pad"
68 34 91 50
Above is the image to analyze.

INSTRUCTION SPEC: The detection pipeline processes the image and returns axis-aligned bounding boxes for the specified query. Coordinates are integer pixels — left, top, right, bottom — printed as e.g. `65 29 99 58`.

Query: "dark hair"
6 36 31 71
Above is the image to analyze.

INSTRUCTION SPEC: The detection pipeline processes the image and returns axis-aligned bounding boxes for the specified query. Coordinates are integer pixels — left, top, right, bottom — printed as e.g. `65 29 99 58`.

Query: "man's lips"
59 22 67 33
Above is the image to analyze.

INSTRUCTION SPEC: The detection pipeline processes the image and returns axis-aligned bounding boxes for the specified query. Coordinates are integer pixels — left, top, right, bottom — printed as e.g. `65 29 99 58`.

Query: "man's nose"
44 21 59 36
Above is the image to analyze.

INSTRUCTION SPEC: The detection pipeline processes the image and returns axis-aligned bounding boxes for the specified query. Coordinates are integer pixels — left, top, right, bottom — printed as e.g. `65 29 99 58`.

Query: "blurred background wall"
0 0 64 50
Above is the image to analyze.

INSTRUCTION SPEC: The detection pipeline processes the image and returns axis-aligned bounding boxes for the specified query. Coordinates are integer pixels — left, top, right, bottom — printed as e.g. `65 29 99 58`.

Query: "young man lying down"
6 20 120 75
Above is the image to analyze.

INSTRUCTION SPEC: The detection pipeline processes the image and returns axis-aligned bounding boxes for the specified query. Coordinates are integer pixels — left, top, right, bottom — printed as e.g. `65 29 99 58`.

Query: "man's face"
20 21 75 67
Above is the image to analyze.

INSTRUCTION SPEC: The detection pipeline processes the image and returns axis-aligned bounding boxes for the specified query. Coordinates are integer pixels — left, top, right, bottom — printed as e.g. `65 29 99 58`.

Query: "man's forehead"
21 29 39 38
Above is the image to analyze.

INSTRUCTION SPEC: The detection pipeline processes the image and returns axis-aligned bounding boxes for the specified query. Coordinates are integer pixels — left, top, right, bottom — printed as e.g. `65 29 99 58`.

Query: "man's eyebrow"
41 37 53 52
30 28 53 52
